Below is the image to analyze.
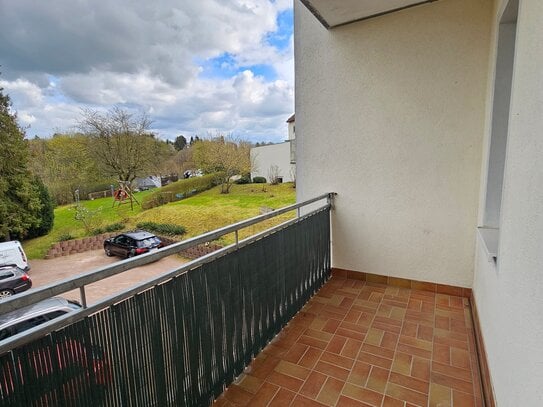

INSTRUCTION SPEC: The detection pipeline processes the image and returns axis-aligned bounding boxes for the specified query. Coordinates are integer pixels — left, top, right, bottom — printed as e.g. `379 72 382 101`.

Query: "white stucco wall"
251 142 295 183
295 0 492 287
473 0 543 404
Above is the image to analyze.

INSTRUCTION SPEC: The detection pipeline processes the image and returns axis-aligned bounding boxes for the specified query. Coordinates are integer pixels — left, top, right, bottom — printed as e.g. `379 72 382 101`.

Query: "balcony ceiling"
301 0 438 28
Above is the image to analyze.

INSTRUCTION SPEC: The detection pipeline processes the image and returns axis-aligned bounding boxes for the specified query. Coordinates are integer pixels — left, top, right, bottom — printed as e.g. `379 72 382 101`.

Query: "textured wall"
473 0 543 404
295 0 493 287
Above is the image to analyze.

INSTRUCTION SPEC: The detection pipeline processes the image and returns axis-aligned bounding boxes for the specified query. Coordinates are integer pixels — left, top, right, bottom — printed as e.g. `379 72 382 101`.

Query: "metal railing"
0 192 335 356
0 193 333 406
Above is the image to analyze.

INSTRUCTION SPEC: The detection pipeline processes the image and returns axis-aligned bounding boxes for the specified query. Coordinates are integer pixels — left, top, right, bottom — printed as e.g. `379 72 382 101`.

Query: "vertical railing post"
79 286 88 308
235 230 239 248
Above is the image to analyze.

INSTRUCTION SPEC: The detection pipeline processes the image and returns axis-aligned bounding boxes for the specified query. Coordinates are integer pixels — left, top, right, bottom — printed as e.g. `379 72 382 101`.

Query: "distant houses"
250 114 296 183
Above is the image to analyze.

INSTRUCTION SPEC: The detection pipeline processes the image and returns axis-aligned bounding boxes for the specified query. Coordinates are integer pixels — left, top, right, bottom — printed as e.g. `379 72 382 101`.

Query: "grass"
23 183 296 259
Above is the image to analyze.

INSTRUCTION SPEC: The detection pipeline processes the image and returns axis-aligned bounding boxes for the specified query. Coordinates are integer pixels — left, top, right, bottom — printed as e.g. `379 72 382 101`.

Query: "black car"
103 230 162 258
0 265 32 300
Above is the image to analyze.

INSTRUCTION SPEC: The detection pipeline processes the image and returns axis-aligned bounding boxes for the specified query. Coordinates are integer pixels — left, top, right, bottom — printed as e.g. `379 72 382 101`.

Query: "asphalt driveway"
28 250 187 305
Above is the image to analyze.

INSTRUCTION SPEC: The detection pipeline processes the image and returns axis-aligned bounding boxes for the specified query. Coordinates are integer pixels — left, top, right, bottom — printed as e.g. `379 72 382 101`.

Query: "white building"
250 115 296 183
296 0 542 405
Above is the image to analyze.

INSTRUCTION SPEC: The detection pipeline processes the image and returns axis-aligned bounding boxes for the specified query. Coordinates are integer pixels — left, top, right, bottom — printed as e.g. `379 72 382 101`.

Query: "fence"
0 194 333 406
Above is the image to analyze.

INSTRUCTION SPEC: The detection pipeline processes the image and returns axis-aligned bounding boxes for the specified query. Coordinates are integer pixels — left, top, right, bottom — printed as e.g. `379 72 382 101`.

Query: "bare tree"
267 165 281 185
193 135 251 193
79 107 165 183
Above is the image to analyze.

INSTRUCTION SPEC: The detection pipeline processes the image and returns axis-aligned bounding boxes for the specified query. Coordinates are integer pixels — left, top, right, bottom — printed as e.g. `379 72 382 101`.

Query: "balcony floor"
216 276 483 406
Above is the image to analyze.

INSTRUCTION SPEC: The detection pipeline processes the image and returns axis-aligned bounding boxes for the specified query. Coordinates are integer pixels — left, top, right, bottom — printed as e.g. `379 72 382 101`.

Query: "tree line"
1 85 252 241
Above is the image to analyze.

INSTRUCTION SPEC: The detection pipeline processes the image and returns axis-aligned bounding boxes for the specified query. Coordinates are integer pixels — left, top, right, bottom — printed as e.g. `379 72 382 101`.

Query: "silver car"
0 297 81 341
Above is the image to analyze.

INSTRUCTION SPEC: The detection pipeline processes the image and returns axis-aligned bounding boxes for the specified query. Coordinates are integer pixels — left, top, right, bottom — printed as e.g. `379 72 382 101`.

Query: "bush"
252 176 266 184
58 233 74 242
136 222 186 236
142 172 224 209
91 228 105 235
105 222 125 232
235 174 251 184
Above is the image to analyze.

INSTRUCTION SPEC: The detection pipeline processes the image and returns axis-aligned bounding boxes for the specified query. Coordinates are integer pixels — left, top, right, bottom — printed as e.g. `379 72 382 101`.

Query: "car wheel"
0 289 14 299
105 246 113 257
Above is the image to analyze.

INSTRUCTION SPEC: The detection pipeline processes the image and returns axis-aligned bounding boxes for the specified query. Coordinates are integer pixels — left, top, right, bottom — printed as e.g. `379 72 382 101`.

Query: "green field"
23 183 296 259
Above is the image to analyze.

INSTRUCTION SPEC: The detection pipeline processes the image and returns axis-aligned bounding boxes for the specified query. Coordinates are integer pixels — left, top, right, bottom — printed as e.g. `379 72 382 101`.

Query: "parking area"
28 250 187 305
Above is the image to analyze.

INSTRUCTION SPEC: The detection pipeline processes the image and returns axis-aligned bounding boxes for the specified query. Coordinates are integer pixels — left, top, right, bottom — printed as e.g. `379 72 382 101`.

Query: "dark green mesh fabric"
0 207 331 406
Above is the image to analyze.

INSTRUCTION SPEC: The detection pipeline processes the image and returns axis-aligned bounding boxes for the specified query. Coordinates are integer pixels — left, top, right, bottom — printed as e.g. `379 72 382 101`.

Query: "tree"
0 83 42 241
193 135 251 194
79 107 172 183
173 135 187 151
25 176 55 239
28 133 109 204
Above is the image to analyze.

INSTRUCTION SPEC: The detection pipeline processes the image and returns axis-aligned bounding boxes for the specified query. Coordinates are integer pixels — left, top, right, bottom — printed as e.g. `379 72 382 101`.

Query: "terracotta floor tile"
342 383 384 407
300 371 328 399
266 370 304 392
341 338 363 359
452 389 476 407
366 366 390 393
336 395 375 407
388 371 429 394
268 387 296 407
236 374 264 394
222 384 254 405
283 342 309 364
314 360 351 381
275 360 311 380
320 351 355 370
429 382 451 407
294 394 333 407
385 382 428 407
218 277 483 407
316 377 345 406
326 335 348 354
347 361 372 386
358 351 393 370
299 347 324 369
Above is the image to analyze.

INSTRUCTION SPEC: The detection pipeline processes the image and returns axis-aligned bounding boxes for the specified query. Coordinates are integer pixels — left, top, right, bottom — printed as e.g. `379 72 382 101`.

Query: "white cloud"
0 0 294 141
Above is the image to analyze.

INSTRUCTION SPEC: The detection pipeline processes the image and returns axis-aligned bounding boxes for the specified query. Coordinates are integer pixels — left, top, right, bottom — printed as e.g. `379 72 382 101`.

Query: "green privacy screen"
0 207 330 406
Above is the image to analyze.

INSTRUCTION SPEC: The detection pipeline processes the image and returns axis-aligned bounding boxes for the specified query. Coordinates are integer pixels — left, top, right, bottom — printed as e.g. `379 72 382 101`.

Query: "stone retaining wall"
45 233 222 260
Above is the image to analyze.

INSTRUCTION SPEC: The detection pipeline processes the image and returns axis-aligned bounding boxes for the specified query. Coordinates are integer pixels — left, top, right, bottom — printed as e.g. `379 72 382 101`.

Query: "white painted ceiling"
301 0 438 28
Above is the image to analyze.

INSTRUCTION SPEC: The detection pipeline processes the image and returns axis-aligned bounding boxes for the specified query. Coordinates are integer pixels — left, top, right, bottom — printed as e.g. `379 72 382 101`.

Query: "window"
480 0 518 261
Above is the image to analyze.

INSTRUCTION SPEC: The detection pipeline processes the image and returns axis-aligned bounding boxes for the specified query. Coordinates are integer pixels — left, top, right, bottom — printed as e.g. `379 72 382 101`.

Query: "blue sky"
0 0 294 142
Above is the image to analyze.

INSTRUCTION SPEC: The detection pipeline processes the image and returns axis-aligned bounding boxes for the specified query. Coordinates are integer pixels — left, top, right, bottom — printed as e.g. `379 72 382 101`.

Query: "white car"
0 241 30 271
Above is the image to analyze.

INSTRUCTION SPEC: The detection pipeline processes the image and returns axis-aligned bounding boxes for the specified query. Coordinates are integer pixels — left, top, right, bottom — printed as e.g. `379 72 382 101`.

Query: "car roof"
122 230 157 240
0 297 78 328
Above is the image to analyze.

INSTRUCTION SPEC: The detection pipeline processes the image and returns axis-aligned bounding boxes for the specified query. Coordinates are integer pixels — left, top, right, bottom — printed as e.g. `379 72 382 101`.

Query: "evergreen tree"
25 176 55 239
0 83 42 241
173 135 187 151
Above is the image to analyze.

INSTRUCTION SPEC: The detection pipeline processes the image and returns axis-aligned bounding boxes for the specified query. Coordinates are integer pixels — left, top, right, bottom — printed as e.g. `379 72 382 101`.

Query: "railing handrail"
0 192 334 316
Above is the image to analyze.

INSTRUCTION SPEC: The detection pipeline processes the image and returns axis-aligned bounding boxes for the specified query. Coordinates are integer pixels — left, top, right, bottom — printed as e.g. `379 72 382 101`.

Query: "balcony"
0 194 484 406
217 276 482 406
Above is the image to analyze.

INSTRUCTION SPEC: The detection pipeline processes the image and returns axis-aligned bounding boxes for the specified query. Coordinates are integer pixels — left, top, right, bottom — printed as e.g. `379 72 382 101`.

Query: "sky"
0 0 294 143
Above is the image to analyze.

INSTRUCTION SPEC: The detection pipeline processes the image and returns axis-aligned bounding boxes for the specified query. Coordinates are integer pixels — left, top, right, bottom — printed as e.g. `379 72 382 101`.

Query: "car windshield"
137 237 160 248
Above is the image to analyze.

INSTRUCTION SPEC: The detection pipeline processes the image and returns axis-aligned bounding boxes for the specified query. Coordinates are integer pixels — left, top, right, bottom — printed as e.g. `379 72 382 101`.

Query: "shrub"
104 222 125 232
136 222 186 236
58 233 74 242
235 174 251 184
252 176 266 184
141 172 224 209
91 228 105 235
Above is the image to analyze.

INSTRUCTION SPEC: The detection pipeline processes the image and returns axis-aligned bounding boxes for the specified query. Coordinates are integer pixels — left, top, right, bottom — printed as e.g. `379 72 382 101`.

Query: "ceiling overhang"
300 0 439 29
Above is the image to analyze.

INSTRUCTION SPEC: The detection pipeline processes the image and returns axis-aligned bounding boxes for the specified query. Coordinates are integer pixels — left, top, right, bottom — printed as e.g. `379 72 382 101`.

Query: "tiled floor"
216 276 483 407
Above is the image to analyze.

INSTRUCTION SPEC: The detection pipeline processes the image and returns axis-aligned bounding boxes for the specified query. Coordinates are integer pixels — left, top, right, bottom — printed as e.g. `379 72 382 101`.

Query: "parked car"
103 230 162 258
0 265 32 300
0 241 30 271
0 297 111 404
0 297 81 340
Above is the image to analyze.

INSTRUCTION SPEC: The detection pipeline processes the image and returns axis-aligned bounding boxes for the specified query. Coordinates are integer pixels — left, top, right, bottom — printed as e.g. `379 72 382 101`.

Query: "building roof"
286 114 295 123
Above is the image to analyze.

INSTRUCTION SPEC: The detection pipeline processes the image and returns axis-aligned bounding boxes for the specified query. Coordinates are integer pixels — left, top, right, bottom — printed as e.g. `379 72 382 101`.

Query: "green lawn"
23 183 296 259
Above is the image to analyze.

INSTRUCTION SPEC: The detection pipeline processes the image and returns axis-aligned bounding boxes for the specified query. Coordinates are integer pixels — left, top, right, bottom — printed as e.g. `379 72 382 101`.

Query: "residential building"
295 0 542 404
250 115 296 182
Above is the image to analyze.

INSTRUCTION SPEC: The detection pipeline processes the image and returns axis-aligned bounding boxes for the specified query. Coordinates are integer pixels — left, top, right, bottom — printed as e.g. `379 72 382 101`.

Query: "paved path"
28 250 187 305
